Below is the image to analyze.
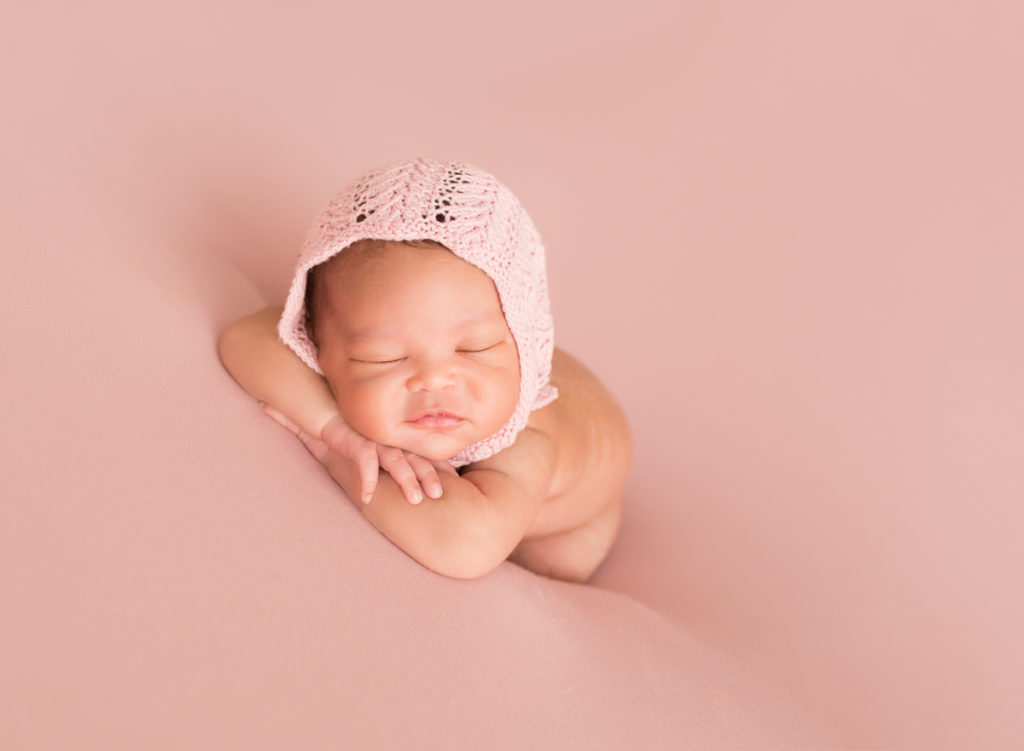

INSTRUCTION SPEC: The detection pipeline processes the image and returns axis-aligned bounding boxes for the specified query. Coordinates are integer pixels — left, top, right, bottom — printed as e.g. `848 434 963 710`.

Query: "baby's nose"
406 361 458 392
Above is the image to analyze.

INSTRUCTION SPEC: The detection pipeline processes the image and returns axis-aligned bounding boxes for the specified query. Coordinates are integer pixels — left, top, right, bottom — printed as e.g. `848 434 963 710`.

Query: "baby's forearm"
218 306 339 438
321 450 518 579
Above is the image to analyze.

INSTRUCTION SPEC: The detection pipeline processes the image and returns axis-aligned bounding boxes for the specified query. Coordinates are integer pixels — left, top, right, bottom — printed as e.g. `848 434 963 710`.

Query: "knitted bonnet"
278 157 558 467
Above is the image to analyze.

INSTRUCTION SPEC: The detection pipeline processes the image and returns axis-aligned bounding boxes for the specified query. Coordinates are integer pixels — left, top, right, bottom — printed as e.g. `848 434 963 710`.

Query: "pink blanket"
3 1 1021 747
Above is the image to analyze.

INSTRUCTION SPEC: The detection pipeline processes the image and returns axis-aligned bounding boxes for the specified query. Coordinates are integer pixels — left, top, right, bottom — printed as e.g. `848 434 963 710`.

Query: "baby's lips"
408 412 466 429
409 409 462 421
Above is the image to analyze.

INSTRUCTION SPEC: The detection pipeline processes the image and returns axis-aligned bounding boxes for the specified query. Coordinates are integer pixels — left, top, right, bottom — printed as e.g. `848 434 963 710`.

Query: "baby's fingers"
432 460 459 476
260 402 299 434
405 454 445 500
377 446 425 505
297 430 332 465
355 443 379 505
260 403 329 464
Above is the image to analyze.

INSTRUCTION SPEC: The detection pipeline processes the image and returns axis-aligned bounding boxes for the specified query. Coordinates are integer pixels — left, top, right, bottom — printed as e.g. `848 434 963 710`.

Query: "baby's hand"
371 437 459 505
323 413 459 505
260 403 455 505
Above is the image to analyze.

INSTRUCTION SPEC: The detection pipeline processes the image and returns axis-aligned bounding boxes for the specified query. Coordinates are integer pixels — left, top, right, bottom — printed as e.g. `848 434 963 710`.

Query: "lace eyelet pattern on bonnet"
278 157 558 467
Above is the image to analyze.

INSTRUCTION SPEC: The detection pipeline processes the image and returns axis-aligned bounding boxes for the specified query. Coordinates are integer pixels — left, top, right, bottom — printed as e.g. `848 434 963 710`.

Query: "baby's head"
278 158 557 467
303 238 521 463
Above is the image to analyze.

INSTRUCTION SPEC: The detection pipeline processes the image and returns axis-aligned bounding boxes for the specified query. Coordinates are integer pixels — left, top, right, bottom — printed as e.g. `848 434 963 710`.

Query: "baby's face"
313 242 520 462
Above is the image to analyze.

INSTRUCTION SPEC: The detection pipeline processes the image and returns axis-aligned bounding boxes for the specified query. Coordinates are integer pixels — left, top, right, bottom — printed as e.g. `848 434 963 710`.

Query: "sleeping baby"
218 158 632 582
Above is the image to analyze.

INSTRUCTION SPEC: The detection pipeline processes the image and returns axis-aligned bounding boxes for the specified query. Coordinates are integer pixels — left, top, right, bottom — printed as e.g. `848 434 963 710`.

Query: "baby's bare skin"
509 348 632 581
219 241 631 583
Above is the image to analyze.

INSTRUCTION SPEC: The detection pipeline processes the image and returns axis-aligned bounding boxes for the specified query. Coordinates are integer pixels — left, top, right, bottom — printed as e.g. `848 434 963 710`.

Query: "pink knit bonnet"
278 157 558 467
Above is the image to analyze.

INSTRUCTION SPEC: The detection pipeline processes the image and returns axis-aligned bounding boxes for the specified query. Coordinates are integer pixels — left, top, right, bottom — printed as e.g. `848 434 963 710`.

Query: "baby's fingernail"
411 489 423 504
362 493 373 504
427 484 442 499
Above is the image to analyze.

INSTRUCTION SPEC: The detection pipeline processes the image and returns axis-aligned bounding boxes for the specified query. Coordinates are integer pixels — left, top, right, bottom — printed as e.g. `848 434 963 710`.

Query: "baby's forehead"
316 241 505 319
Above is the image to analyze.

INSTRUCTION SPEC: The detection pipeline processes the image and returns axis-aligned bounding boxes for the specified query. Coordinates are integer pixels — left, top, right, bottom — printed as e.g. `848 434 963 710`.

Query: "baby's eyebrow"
344 327 400 343
452 312 506 330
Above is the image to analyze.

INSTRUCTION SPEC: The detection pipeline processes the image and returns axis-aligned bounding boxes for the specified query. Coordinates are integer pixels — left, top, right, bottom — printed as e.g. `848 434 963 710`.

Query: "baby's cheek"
494 363 520 403
336 382 395 442
476 366 520 432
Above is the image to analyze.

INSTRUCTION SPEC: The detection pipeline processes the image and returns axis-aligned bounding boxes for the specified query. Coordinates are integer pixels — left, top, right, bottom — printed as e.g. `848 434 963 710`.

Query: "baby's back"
522 348 633 540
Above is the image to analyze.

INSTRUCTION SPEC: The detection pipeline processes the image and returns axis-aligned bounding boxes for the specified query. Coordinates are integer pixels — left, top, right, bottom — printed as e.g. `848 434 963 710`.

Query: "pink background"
2 1 1021 747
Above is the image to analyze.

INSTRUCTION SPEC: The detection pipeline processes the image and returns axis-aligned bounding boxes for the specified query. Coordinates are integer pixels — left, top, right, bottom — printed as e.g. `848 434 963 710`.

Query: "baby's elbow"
217 320 243 369
428 556 500 581
425 544 507 581
422 519 512 580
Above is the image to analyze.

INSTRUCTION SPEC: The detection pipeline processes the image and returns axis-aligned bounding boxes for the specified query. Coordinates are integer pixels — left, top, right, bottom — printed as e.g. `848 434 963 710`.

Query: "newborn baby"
218 158 632 582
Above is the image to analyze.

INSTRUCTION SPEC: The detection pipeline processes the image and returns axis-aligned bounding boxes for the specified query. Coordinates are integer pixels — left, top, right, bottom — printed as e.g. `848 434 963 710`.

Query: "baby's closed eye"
347 338 510 365
350 355 406 365
458 343 500 354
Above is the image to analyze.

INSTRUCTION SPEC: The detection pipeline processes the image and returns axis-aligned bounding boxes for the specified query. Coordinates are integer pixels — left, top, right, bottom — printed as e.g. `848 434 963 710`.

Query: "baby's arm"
361 434 552 577
265 404 556 579
217 306 453 503
218 306 339 440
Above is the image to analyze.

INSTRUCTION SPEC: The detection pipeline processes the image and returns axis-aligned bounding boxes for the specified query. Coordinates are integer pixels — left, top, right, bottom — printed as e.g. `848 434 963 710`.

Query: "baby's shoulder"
539 348 631 442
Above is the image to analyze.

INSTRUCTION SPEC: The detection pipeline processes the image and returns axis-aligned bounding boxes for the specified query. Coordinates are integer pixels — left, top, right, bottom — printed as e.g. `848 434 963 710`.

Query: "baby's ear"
302 301 321 346
304 311 316 343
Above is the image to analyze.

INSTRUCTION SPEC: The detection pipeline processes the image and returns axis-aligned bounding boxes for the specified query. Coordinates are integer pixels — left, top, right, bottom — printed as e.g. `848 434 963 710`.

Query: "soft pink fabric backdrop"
2 1 1021 748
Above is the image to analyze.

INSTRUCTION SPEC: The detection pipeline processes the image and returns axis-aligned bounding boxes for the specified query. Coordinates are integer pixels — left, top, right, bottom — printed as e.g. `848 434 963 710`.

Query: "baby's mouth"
407 410 465 429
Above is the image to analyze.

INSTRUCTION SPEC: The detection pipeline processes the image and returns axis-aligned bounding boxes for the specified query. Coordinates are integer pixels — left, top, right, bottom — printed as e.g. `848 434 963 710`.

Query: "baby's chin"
353 417 502 463
398 437 468 463
389 428 485 464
